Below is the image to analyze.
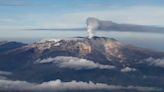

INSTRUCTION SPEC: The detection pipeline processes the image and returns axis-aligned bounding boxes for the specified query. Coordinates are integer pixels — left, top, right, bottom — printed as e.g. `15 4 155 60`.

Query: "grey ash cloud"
92 17 164 33
28 17 164 33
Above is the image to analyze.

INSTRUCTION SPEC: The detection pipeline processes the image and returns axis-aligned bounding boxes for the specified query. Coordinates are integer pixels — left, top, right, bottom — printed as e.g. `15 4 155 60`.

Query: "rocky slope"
0 37 164 92
0 41 26 54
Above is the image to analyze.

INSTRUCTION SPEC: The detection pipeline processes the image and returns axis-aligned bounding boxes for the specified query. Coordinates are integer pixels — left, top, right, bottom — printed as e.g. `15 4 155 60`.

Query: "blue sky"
0 0 164 29
0 0 164 51
0 0 164 38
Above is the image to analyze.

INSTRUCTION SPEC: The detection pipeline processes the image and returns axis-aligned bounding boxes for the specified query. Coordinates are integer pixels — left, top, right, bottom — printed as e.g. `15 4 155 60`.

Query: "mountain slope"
1 37 163 69
0 41 27 54
0 37 164 91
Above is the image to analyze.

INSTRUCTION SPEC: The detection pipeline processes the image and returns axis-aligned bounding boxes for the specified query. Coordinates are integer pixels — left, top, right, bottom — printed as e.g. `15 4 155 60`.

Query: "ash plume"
86 17 100 38
88 18 164 33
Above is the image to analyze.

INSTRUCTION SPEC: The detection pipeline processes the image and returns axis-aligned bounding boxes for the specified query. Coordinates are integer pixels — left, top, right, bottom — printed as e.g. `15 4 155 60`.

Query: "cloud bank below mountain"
35 56 115 70
145 57 164 68
0 79 162 91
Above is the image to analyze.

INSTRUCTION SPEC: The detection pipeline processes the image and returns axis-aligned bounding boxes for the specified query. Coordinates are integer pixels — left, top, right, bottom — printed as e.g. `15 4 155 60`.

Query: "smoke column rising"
86 17 100 38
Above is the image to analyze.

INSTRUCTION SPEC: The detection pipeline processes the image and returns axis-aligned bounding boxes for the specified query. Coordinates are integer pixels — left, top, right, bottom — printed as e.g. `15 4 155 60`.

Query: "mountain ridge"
0 36 164 70
0 37 164 91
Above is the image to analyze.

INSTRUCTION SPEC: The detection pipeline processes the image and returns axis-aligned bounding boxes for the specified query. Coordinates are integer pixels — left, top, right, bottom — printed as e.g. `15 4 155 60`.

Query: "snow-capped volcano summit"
0 36 164 69
27 36 164 62
0 37 164 92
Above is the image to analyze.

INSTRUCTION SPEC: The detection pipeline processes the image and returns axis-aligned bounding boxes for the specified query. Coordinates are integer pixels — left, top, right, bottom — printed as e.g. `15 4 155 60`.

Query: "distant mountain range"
0 37 164 92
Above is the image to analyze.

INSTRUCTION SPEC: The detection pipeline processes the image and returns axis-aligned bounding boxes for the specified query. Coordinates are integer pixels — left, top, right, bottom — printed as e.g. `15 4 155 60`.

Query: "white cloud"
145 57 164 68
0 76 7 80
121 67 136 72
0 71 10 80
0 71 12 75
35 56 115 70
0 79 162 91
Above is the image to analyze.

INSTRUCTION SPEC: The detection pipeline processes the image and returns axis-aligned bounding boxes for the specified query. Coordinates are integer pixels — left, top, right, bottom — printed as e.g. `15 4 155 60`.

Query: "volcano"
0 37 164 92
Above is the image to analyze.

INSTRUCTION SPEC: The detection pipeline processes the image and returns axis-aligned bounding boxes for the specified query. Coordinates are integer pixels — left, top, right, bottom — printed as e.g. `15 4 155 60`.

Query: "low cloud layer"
35 56 115 70
145 57 164 68
0 79 162 91
0 71 12 75
121 67 136 72
0 71 12 79
0 76 7 80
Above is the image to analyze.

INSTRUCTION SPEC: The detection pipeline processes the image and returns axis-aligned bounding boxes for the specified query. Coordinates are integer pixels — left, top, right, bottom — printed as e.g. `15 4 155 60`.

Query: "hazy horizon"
1 0 164 36
0 29 164 52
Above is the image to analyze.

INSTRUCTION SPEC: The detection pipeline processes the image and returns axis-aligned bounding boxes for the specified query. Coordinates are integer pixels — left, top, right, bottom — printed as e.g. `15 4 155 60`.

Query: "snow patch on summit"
26 38 62 51
37 38 61 43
